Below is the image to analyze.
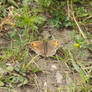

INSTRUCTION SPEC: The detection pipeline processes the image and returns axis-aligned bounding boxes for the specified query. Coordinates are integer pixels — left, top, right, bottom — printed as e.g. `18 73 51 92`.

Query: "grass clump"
36 0 73 29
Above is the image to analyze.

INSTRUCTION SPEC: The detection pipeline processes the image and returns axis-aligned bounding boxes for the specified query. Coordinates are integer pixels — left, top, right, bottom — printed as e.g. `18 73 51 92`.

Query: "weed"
36 0 73 28
14 0 46 30
0 2 7 18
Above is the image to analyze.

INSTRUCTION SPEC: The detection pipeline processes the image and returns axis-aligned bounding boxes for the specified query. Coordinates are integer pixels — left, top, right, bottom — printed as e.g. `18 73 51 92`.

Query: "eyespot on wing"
54 40 59 48
48 40 60 48
30 41 45 56
31 42 39 49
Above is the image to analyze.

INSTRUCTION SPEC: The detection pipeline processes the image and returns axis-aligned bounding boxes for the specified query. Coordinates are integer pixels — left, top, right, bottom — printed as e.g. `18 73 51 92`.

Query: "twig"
72 13 87 39
67 0 70 17
84 15 92 21
70 0 89 44
26 54 39 68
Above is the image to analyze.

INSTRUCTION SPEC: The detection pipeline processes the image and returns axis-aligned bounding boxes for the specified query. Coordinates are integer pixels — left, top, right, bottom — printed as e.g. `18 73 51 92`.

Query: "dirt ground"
0 22 91 92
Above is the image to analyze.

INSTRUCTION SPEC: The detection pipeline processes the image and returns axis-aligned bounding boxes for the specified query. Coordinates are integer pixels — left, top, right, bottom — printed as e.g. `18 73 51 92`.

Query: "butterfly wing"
30 41 45 56
46 40 60 57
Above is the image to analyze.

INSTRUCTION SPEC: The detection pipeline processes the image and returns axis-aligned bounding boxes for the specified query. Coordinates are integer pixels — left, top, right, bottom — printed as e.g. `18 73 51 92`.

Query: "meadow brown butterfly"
30 40 60 57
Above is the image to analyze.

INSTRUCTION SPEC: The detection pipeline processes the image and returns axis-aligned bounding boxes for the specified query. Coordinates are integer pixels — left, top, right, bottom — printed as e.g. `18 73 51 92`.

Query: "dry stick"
70 0 88 44
84 15 92 21
72 13 88 44
26 54 39 68
67 0 70 17
72 13 86 39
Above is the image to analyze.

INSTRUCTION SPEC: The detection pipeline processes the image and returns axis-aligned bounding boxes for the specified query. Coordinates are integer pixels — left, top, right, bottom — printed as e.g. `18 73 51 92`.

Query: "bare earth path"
0 26 91 92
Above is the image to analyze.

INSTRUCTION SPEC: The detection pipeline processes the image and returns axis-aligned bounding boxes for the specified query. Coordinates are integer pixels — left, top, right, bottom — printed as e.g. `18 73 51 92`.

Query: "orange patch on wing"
53 41 59 47
31 42 38 49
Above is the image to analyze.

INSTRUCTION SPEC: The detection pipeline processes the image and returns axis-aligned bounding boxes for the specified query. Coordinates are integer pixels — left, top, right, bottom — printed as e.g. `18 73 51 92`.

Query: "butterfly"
30 40 60 57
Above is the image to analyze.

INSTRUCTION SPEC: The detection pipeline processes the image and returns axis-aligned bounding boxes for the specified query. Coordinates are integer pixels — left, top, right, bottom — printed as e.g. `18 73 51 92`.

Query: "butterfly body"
30 40 60 57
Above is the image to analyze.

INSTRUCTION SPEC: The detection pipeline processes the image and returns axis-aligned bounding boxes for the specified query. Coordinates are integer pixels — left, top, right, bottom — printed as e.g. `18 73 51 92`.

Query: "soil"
0 22 91 92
